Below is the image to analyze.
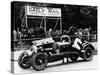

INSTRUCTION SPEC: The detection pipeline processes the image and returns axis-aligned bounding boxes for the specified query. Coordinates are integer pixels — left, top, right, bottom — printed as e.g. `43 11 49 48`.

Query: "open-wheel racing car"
18 35 96 71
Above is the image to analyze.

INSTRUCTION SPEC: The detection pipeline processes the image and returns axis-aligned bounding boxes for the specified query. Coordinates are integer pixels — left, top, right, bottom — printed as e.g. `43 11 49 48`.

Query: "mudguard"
82 42 95 53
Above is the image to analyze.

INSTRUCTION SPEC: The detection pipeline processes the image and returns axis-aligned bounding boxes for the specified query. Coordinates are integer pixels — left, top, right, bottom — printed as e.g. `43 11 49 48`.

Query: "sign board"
26 6 61 17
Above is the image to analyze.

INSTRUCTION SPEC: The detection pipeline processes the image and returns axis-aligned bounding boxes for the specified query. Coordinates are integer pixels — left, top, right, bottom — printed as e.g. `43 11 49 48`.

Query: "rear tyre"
82 46 93 61
31 52 48 71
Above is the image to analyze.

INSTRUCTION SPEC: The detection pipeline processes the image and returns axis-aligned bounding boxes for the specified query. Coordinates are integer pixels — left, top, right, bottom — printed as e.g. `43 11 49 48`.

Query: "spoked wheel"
18 52 31 69
82 47 93 61
31 52 48 71
69 54 79 62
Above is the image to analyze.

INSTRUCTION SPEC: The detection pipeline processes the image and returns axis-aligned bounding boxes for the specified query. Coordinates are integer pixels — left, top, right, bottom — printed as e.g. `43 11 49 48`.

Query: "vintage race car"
18 35 96 71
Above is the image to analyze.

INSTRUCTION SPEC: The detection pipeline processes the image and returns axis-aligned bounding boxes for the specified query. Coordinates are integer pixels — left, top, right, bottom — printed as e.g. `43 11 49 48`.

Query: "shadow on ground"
47 59 90 68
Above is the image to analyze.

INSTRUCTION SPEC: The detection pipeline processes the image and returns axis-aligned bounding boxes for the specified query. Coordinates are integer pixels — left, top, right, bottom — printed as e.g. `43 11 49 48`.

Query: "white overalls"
72 38 82 50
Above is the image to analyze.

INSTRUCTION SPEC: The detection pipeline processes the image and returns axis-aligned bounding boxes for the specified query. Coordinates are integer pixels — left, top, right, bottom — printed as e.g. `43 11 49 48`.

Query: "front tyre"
82 46 93 61
18 52 31 69
31 52 48 71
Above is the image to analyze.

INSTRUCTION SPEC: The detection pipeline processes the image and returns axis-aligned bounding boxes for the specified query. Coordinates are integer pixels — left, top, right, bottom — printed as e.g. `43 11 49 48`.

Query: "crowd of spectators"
12 26 45 40
12 26 97 42
47 26 97 41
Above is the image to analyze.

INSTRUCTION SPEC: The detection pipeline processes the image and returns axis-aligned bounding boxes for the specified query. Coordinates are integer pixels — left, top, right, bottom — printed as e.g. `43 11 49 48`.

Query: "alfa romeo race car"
18 35 96 71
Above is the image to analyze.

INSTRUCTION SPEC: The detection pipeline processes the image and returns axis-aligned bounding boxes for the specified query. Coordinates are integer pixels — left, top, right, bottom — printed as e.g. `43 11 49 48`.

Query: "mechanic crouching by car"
61 34 83 63
65 35 83 63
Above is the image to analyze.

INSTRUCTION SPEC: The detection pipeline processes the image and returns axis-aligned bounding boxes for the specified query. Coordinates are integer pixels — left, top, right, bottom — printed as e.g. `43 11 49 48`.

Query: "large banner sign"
27 6 61 17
